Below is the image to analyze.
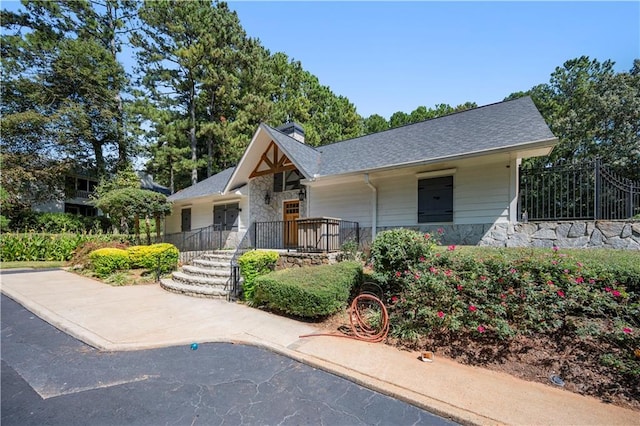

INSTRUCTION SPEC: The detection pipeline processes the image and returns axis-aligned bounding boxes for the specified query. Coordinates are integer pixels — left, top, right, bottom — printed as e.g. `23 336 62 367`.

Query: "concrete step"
181 265 230 278
171 271 228 287
191 259 231 270
160 278 228 299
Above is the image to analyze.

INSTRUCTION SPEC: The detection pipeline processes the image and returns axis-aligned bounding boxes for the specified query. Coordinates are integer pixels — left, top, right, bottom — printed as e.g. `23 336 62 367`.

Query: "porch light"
264 191 271 205
298 187 306 201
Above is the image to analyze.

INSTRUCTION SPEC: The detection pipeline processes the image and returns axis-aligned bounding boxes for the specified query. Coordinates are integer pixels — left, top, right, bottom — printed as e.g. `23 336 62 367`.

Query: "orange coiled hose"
300 293 389 343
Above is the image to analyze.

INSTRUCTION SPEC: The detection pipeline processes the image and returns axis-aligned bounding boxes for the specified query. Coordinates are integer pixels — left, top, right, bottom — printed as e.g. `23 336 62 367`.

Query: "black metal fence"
519 160 640 221
162 224 224 263
254 218 360 252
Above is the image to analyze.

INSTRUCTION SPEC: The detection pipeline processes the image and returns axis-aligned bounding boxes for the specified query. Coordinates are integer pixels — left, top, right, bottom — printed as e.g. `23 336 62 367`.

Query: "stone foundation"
275 251 340 270
370 220 640 250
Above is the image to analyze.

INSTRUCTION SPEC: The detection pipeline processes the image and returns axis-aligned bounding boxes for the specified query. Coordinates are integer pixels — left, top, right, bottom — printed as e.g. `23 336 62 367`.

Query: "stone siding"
370 220 640 250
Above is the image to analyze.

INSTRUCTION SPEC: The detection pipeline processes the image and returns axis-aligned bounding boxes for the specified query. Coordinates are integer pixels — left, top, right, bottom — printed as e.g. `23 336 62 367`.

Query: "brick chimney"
276 122 305 143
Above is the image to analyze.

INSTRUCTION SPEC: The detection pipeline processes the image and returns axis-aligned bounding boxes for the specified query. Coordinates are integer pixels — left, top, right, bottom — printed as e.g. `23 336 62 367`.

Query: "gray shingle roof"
168 97 555 199
261 124 321 178
315 96 555 177
167 167 235 202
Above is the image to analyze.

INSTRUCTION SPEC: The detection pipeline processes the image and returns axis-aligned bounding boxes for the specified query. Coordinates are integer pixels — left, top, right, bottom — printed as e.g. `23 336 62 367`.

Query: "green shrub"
0 232 133 262
0 233 82 261
127 243 179 273
88 247 130 277
35 212 86 233
237 250 279 301
253 261 363 318
0 214 10 232
67 240 130 267
369 228 439 291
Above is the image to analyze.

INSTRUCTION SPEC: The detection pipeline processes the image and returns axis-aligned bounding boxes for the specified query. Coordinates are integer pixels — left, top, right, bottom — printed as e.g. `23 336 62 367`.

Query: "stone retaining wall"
373 220 640 250
275 251 340 270
497 220 640 250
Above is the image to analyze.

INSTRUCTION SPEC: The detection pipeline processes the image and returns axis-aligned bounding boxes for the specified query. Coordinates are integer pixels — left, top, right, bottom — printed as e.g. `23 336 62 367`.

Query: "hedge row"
88 243 179 278
0 233 134 262
253 261 363 318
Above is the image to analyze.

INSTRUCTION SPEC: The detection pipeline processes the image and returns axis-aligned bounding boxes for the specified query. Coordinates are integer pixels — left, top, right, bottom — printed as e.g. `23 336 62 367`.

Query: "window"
65 203 97 217
418 176 453 223
273 170 301 193
213 203 239 231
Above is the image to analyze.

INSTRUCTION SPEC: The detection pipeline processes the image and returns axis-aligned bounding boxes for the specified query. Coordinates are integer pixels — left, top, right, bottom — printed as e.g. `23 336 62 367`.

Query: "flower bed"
368 229 639 409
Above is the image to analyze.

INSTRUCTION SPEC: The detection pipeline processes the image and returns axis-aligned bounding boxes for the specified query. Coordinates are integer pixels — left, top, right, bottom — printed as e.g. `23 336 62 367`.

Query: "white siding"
164 206 181 233
374 159 511 226
190 200 212 230
310 180 374 226
455 164 510 224
308 156 514 228
165 195 247 234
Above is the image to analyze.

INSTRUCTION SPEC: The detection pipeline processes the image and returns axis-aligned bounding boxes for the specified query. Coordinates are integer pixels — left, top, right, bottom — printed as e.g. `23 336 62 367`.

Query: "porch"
254 217 360 252
162 217 360 255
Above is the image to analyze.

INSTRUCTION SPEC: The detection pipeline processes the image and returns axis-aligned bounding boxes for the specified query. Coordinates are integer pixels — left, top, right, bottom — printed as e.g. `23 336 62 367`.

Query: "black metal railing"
162 224 224 263
254 218 360 252
228 225 255 301
519 160 639 221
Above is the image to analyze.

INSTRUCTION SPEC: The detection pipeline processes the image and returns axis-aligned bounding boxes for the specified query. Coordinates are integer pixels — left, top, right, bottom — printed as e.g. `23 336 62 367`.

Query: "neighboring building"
166 97 558 249
34 172 170 217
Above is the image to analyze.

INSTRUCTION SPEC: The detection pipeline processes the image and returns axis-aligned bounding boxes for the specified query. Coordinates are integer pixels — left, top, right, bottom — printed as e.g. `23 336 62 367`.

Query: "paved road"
1 295 457 425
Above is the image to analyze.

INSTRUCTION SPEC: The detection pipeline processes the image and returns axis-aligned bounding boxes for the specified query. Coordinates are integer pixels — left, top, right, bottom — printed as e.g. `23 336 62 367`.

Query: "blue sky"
4 1 638 119
228 1 639 118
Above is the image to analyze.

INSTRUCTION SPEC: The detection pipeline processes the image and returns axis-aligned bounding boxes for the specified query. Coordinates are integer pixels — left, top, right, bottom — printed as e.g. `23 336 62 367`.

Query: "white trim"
509 158 521 223
416 168 457 179
364 174 378 240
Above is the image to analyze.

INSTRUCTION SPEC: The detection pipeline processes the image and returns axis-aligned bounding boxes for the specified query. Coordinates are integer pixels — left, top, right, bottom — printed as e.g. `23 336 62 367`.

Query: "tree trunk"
207 89 217 177
155 214 162 241
190 82 197 185
134 213 140 245
91 139 106 177
145 215 151 245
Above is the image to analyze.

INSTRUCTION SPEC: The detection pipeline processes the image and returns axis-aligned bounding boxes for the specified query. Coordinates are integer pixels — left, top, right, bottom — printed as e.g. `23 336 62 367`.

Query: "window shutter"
226 203 239 230
418 176 453 223
213 205 224 228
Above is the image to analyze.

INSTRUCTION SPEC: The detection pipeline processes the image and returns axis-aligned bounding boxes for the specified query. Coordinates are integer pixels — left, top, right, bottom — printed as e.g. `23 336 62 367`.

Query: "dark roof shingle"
315 96 555 176
167 167 235 202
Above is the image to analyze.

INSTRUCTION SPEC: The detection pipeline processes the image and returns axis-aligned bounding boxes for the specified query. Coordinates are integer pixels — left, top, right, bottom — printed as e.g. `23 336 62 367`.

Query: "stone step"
181 264 230 278
191 259 231 269
201 251 235 261
171 271 228 287
160 278 228 299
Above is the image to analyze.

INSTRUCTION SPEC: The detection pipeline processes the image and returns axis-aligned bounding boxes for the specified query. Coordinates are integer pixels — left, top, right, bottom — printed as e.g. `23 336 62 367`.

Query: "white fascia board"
223 125 265 193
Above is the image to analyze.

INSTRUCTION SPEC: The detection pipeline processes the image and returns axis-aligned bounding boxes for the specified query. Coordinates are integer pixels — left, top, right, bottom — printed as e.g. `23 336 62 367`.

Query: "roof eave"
312 137 559 182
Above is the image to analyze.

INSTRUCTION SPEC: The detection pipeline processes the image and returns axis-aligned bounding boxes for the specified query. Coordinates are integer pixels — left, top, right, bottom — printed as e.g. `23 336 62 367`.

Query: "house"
34 172 170 217
165 96 558 250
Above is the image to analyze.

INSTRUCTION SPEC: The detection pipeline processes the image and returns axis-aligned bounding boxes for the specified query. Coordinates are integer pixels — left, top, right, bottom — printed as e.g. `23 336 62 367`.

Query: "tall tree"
363 114 389 134
507 56 640 180
1 0 134 180
134 0 241 186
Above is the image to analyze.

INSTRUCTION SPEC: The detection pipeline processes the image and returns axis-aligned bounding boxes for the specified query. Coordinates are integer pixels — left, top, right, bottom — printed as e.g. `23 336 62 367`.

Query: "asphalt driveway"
1 295 456 425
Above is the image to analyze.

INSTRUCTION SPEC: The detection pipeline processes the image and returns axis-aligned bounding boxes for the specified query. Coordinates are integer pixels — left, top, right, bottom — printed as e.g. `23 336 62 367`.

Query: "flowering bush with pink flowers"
369 230 639 388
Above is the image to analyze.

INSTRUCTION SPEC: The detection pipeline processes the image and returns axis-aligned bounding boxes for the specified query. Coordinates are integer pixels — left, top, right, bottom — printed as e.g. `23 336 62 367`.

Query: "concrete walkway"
1 269 637 425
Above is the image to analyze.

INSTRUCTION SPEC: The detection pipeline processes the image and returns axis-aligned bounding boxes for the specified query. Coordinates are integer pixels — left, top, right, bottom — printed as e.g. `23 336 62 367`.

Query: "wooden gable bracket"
249 140 297 178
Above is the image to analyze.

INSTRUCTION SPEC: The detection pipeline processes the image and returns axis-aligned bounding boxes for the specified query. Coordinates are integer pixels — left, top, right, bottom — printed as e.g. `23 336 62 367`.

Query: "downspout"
364 174 378 240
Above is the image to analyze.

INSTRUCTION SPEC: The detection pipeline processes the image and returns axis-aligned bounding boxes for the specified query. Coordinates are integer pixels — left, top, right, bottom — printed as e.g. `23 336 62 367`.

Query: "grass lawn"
1 261 65 270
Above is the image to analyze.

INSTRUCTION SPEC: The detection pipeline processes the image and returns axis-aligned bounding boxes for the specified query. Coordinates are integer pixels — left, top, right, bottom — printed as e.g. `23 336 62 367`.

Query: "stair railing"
227 224 256 301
